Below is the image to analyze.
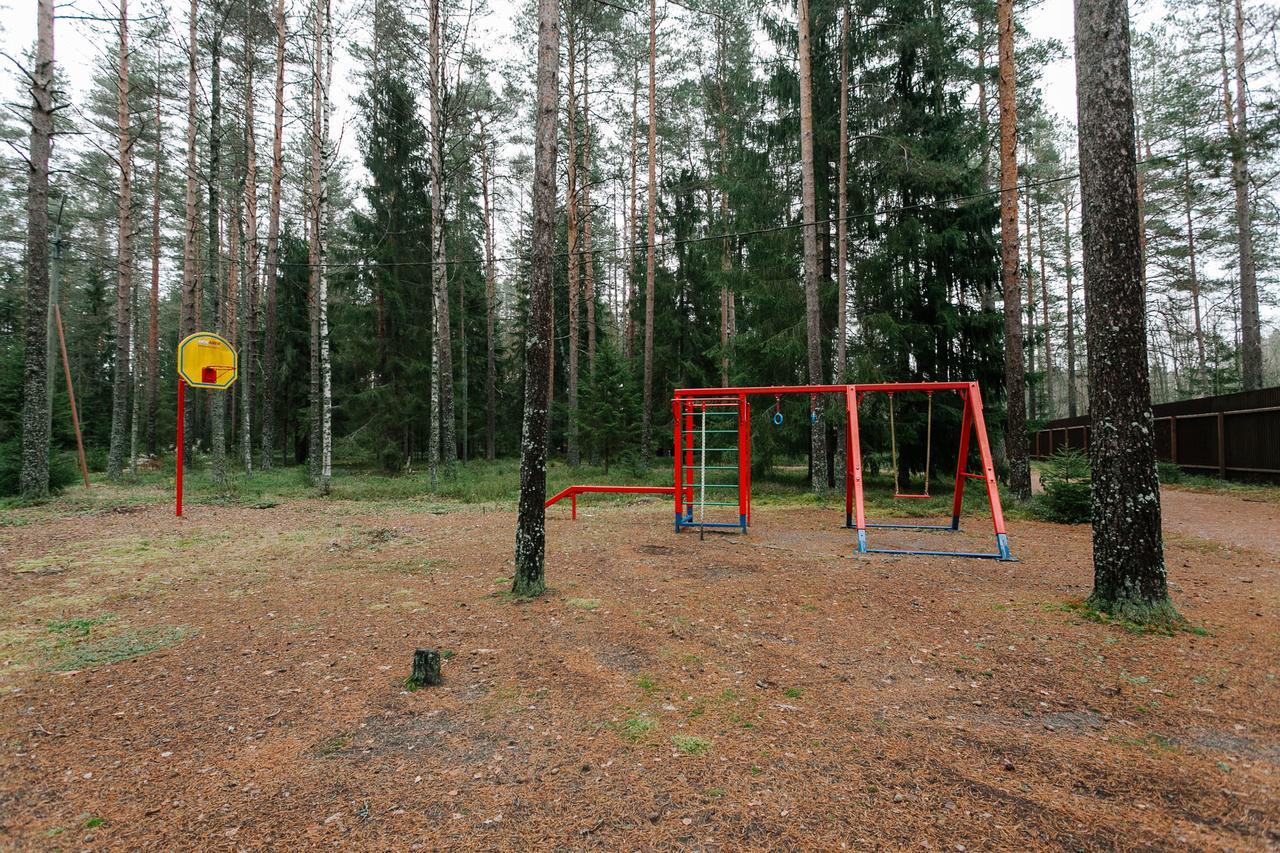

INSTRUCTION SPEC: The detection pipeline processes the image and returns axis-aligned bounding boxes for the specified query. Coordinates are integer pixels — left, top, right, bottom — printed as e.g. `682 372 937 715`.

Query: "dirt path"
0 495 1276 850
1033 469 1278 559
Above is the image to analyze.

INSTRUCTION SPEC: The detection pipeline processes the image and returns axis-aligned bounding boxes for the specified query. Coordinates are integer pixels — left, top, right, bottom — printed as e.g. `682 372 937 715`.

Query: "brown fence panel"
1031 386 1280 482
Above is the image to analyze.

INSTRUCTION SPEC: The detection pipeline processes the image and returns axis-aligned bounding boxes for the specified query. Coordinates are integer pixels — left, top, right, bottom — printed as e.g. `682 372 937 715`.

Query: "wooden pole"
54 304 90 488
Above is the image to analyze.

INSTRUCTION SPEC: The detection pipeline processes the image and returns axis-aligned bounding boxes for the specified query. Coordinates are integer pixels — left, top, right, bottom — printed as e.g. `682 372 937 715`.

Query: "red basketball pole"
176 378 185 517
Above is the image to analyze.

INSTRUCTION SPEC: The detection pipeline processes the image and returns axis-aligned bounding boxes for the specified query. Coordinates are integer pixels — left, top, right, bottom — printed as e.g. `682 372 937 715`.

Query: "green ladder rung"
695 501 739 507
700 484 739 489
683 429 738 434
700 465 738 470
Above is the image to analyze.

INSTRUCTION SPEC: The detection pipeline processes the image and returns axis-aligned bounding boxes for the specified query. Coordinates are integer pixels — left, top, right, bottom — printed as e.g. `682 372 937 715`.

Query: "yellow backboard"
177 332 238 389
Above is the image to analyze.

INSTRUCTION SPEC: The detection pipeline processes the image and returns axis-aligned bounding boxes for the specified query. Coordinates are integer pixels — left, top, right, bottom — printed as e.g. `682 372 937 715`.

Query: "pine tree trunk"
427 0 455 477
307 0 322 485
513 0 560 599
997 0 1030 501
260 0 285 470
1074 0 1171 620
1182 150 1206 378
565 21 580 468
241 17 258 477
626 61 638 362
834 0 850 474
148 71 161 456
1222 0 1260 389
108 0 133 482
20 0 54 500
797 0 828 493
210 24 227 485
641 0 657 468
181 0 199 465
715 18 733 387
1023 172 1036 423
1063 193 1078 419
581 41 597 388
481 137 497 461
1036 199 1052 419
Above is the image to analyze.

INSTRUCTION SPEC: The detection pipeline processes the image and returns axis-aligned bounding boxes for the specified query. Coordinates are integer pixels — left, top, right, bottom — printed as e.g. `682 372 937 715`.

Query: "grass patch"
567 598 601 611
783 687 804 699
671 734 710 755
636 674 658 694
1047 598 1208 637
46 621 185 671
614 714 657 742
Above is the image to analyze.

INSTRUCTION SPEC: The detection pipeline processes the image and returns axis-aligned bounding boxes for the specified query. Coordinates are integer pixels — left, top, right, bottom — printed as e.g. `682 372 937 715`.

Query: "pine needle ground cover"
0 474 1276 848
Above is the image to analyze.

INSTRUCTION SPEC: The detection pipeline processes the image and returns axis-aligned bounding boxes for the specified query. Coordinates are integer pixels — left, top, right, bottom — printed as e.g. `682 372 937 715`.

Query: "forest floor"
0 472 1277 850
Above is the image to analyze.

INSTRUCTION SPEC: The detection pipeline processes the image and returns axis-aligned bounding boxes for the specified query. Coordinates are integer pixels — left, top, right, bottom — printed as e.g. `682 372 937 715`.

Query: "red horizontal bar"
546 484 676 508
675 382 975 399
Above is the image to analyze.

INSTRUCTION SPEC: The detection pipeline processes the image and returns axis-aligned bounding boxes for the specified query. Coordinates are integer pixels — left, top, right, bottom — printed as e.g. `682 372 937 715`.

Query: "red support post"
846 387 867 551
964 382 1012 559
949 390 974 530
176 378 185 517
672 398 683 529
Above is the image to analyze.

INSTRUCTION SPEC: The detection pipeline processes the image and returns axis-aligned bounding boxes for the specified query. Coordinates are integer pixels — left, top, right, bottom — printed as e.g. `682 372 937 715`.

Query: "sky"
2 0 1086 163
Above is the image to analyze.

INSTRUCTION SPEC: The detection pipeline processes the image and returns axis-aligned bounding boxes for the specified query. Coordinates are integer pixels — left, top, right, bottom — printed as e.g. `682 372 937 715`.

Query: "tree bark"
210 19 227 485
241 11 258 477
181 0 199 465
20 0 55 499
797 0 828 493
581 39 596 385
481 134 497 461
996 0 1030 501
260 0 285 470
626 59 638 361
1036 198 1052 419
427 0 456 479
513 0 560 598
1063 191 1078 418
1222 0 1261 388
641 0 656 468
1074 0 1171 619
107 0 133 482
1182 147 1206 378
147 66 161 456
834 0 850 464
565 18 580 468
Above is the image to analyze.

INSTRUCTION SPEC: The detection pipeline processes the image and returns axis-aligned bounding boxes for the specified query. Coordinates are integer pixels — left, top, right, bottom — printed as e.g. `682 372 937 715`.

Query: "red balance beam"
545 485 678 520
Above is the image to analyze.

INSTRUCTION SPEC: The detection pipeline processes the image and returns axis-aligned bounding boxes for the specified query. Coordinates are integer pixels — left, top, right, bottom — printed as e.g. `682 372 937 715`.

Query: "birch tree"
260 0 286 469
107 0 134 481
797 0 827 492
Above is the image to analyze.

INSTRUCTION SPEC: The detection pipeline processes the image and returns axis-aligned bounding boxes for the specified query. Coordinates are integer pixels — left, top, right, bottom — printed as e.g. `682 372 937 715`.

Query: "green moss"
671 734 710 755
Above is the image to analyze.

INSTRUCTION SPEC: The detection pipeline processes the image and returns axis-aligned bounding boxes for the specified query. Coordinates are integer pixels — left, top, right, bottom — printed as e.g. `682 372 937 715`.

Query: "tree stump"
409 649 442 688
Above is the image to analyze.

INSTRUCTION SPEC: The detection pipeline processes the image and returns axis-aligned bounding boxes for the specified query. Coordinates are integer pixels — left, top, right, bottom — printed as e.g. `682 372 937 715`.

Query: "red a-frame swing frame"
672 381 1014 561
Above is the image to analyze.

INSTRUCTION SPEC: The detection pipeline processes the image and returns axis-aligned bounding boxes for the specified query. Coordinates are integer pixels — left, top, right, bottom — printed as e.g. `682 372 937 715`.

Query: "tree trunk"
427 0 455 479
147 68 161 456
640 0 657 469
1221 0 1260 388
1023 168 1036 423
565 20 580 468
834 0 850 473
797 0 828 493
626 60 638 362
997 0 1030 501
481 135 497 461
1063 192 1078 418
1036 198 1052 419
1182 148 1206 378
108 0 133 482
317 0 333 492
260 0 285 470
241 15 257 477
180 0 200 466
1074 0 1171 620
513 0 560 598
20 0 54 499
210 23 227 485
581 39 596 387
715 17 733 387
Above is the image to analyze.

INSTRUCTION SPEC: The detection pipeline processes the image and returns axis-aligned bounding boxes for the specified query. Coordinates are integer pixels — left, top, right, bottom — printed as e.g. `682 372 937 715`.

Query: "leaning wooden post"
54 304 90 488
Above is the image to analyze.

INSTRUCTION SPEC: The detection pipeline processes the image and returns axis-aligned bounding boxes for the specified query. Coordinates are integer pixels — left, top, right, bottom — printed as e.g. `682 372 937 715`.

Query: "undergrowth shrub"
1033 447 1091 524
1157 461 1184 484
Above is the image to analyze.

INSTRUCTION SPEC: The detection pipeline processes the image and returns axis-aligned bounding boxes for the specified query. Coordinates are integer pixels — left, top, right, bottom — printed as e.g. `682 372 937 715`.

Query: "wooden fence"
1031 386 1280 481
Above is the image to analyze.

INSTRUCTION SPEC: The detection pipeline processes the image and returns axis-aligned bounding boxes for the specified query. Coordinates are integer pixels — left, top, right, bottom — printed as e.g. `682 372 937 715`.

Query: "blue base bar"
865 547 1006 559
740 513 748 533
856 529 868 552
687 520 749 529
996 533 1015 561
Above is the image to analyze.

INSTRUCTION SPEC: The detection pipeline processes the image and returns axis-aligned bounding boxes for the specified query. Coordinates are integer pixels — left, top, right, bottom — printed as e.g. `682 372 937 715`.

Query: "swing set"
546 380 1013 561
